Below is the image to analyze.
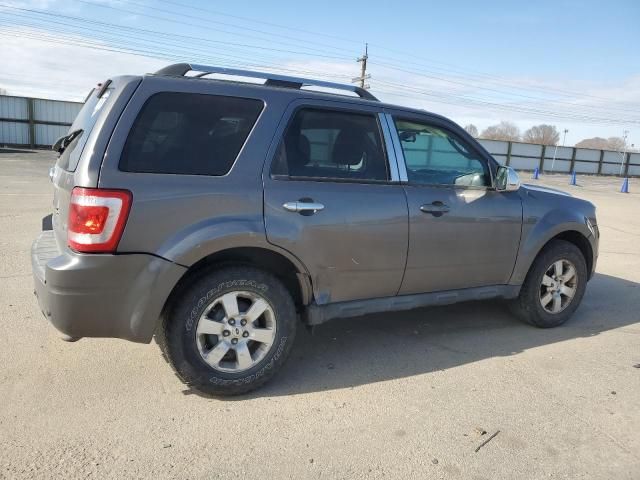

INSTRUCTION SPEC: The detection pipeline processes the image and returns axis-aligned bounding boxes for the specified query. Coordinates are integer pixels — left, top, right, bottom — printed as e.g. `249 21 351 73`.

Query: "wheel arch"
512 227 594 286
550 230 594 276
162 246 313 318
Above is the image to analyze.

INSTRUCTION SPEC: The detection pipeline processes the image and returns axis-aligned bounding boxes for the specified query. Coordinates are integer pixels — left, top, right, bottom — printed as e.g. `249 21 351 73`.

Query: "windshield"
56 88 112 171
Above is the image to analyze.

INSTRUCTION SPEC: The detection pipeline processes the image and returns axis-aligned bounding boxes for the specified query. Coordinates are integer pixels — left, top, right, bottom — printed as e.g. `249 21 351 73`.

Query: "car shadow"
184 273 639 399
0 147 38 154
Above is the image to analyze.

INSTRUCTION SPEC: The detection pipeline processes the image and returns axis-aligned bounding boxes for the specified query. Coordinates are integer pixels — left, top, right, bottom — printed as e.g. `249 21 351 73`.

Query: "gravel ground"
1 149 639 479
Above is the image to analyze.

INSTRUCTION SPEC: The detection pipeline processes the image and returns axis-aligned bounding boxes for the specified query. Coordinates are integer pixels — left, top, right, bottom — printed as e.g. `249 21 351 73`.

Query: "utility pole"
619 129 629 176
352 43 370 89
550 128 568 172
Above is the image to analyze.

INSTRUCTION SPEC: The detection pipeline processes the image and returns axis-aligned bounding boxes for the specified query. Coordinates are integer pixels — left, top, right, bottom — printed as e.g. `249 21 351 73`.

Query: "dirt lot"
1 149 639 479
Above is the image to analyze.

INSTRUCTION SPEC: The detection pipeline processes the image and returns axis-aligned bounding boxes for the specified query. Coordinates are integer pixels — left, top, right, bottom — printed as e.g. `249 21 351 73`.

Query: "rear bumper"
31 231 186 343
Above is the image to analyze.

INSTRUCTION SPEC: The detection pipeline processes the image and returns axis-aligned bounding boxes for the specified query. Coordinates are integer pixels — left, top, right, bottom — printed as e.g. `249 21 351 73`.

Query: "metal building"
0 95 82 148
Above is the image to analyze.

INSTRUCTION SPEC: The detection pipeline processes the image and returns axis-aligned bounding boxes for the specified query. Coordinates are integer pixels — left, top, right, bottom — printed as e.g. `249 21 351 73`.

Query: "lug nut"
242 331 249 338
228 319 236 326
222 330 230 337
231 338 238 345
240 319 247 326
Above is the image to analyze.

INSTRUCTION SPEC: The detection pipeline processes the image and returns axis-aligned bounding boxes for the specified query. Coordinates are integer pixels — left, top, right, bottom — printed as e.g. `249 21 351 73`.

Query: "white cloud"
0 28 165 101
0 27 638 146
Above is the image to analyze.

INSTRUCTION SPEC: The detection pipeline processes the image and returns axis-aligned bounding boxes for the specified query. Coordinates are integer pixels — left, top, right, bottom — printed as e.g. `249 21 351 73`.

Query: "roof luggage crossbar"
154 63 379 101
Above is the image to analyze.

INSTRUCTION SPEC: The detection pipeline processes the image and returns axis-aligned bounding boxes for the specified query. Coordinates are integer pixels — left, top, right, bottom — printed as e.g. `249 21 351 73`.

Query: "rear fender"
157 217 313 303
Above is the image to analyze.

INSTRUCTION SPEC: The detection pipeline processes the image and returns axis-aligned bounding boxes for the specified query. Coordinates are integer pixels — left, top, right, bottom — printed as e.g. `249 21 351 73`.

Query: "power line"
117 0 640 107
0 5 351 62
0 25 353 83
371 63 640 116
3 1 635 113
71 0 356 60
1 2 637 127
3 25 636 126
154 0 364 47
373 80 640 125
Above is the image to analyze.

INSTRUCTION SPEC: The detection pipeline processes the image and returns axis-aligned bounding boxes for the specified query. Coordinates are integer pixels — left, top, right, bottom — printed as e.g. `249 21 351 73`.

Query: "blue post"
620 177 629 193
532 167 539 180
569 171 577 186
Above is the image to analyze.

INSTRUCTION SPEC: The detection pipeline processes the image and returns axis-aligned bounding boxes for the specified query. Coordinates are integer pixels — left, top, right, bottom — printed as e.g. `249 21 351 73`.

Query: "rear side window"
271 108 389 182
119 92 263 176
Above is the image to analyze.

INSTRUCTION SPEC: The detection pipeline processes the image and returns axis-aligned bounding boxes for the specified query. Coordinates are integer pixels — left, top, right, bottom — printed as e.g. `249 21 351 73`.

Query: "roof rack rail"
154 63 379 101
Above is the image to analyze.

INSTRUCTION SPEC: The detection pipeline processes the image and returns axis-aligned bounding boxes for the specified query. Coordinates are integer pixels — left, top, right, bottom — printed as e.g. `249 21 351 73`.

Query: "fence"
1 94 638 177
477 139 640 177
0 95 82 149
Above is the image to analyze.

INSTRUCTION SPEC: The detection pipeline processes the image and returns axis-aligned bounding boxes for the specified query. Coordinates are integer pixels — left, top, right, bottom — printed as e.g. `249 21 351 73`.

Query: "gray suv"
31 63 599 395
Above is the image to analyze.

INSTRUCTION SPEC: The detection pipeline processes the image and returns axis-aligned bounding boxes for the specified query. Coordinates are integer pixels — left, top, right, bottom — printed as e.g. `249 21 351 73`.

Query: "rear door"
385 111 522 295
263 99 408 304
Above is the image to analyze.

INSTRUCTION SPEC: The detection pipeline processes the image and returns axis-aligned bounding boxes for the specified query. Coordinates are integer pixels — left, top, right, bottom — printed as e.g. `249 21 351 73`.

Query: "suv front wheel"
158 266 297 396
510 239 588 328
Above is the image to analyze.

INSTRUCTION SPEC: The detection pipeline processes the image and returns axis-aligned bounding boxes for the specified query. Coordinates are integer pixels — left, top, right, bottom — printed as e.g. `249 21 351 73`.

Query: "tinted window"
57 88 112 171
395 119 489 187
271 108 388 181
120 93 263 176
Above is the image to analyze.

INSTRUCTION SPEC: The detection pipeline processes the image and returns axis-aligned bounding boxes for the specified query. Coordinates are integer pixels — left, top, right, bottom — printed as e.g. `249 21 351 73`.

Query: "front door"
387 113 523 295
263 102 408 304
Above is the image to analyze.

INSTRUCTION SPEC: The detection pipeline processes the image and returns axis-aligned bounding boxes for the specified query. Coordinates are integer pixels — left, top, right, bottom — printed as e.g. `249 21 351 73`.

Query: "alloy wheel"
195 291 276 373
539 259 578 314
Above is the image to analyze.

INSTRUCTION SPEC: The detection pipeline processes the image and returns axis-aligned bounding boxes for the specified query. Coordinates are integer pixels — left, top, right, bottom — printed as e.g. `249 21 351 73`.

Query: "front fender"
509 206 593 285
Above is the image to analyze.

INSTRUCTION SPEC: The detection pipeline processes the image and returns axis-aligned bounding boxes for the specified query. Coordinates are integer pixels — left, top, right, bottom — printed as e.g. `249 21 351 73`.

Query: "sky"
0 0 639 146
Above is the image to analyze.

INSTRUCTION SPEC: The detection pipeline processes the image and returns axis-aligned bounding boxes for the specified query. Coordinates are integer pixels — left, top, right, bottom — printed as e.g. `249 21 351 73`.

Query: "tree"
480 121 521 141
575 137 608 149
523 124 560 145
464 124 478 137
606 136 626 152
575 136 626 151
0 87 7 96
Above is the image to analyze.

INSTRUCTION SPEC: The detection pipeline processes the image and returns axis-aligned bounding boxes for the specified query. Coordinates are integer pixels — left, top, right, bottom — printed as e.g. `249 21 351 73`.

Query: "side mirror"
399 131 417 143
496 165 520 192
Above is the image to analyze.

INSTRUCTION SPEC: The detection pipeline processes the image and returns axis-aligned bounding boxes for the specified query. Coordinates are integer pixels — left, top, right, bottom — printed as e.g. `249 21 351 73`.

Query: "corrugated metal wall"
0 96 28 120
478 139 639 177
1 93 637 176
0 95 82 148
33 98 82 124
0 121 29 145
35 123 69 146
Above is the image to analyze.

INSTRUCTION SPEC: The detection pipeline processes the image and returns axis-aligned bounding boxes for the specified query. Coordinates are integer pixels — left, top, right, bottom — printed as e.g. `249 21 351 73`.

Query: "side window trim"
270 104 395 185
377 113 401 182
387 113 494 189
383 113 409 183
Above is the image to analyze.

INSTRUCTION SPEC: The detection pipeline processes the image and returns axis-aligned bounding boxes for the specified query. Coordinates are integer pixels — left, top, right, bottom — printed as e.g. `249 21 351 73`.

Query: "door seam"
395 186 411 296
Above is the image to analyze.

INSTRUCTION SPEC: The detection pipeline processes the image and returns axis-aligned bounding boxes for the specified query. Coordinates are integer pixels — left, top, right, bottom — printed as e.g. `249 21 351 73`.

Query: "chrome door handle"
283 201 325 213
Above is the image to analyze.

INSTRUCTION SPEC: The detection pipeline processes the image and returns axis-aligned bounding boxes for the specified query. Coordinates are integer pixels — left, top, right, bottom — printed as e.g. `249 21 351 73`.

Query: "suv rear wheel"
510 240 587 328
158 266 297 396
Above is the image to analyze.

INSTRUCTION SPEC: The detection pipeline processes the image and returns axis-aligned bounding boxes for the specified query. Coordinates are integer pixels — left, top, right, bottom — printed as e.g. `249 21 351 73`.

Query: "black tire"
157 266 297 396
510 240 587 328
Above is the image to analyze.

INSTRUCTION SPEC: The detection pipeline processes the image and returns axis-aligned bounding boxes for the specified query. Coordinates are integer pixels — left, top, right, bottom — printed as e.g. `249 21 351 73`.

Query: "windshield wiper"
52 129 83 155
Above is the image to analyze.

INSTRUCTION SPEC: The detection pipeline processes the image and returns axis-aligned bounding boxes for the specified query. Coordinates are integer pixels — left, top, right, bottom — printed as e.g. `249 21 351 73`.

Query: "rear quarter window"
119 92 264 176
57 88 113 172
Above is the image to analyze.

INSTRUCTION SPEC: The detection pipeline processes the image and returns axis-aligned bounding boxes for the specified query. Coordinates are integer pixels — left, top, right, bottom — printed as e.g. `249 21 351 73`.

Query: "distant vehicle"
31 63 599 395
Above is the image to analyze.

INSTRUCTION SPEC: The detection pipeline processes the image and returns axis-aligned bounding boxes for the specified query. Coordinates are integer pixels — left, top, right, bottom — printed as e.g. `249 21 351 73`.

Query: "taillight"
67 187 132 253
